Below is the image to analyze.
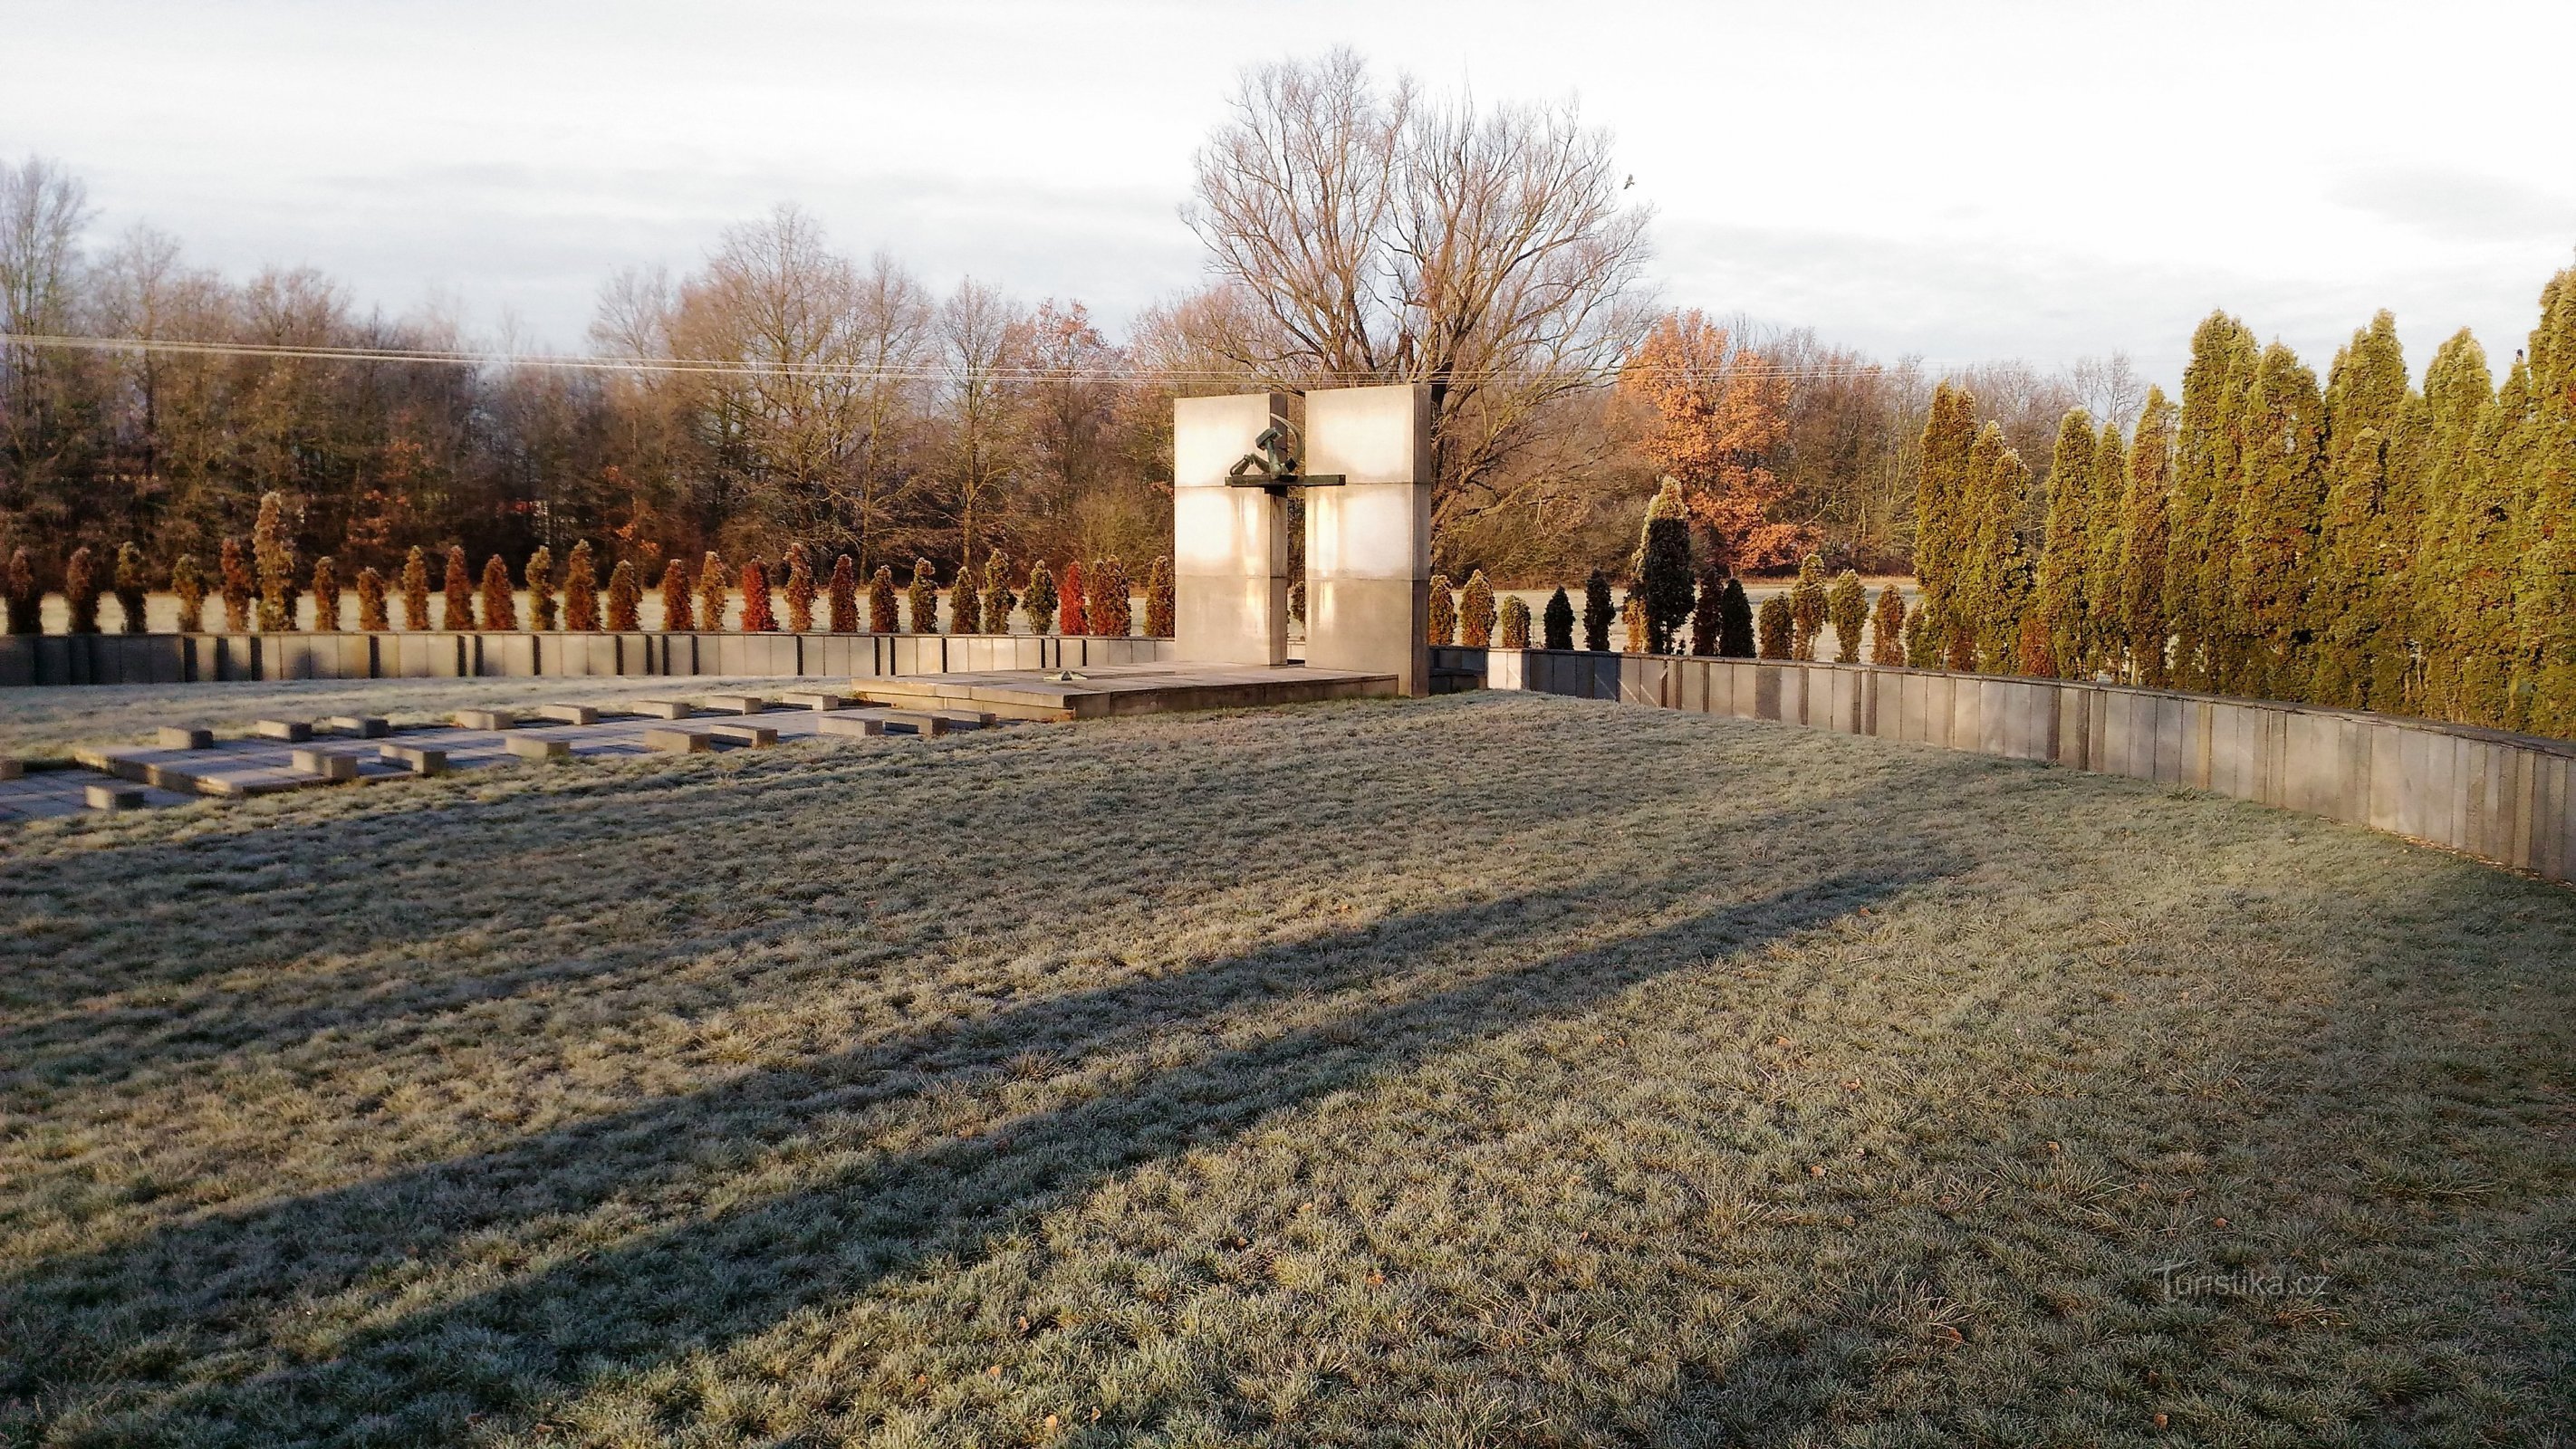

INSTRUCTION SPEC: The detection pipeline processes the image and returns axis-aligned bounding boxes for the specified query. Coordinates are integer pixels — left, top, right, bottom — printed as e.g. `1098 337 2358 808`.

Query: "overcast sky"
7 0 2571 386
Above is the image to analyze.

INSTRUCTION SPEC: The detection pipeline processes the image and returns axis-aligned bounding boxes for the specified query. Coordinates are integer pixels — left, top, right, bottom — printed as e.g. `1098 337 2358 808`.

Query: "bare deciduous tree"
1182 48 1656 529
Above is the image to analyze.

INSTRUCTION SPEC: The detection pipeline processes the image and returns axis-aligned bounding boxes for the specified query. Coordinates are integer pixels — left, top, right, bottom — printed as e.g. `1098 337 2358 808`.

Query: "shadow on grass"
3 862 1937 1444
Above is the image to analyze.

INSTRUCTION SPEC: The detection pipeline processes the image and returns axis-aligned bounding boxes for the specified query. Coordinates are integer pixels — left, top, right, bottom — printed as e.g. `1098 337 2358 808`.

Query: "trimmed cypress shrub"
355 566 389 631
864 564 895 632
1500 594 1533 648
2121 389 2176 686
253 492 298 631
2035 408 2098 677
1903 604 1937 667
113 542 149 632
1099 558 1133 636
311 555 341 631
783 545 815 633
740 558 777 631
947 561 980 634
605 560 641 630
1289 580 1305 627
1023 559 1057 634
399 545 430 629
524 546 556 630
64 545 101 633
1914 382 1977 672
1756 592 1792 658
982 552 1016 635
828 554 859 633
221 537 254 630
2170 312 2262 691
479 554 517 630
907 558 937 633
443 545 475 630
3 550 36 634
1827 569 1867 664
2017 611 2057 677
172 554 206 633
1581 569 1612 650
658 558 694 631
2228 343 2328 701
697 552 730 631
1635 478 1696 654
1870 586 1907 665
1719 579 1755 658
1427 572 1457 645
2084 419 2130 678
1788 554 1828 659
1059 560 1088 635
1690 567 1724 655
1143 556 1175 638
562 541 600 631
1620 592 1648 654
1459 571 1496 647
1543 586 1575 650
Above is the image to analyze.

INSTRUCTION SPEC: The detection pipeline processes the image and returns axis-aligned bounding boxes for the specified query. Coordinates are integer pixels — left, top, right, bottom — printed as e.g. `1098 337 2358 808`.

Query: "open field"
2 691 2571 1446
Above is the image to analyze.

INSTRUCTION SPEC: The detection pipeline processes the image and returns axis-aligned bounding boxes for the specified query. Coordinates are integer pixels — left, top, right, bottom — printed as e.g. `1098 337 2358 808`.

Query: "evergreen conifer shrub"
1903 606 1937 667
563 541 600 631
1788 554 1829 659
1059 561 1088 635
1634 478 1696 653
524 546 556 630
356 566 389 631
3 550 36 634
1621 593 1648 654
908 558 937 633
1543 586 1574 649
605 560 641 630
1581 570 1613 650
740 558 777 631
783 545 814 633
311 555 341 631
113 542 149 633
869 564 899 633
2017 612 2057 677
1096 558 1133 635
172 554 206 632
1757 592 1792 658
828 554 859 633
480 555 517 630
1870 586 1907 665
2121 390 2176 686
658 559 694 631
1024 559 1057 634
399 545 430 629
1690 567 1724 655
443 546 476 630
984 552 1017 635
1500 595 1532 648
1144 556 1175 638
252 492 298 630
1289 580 1305 627
698 552 731 632
1428 573 1457 645
63 545 101 633
221 537 255 631
1827 569 1868 663
1719 579 1755 657
947 561 980 633
1459 571 1496 647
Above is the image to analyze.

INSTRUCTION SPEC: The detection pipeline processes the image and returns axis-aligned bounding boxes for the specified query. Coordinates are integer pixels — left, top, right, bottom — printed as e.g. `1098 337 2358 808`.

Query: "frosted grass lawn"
1 691 2570 1446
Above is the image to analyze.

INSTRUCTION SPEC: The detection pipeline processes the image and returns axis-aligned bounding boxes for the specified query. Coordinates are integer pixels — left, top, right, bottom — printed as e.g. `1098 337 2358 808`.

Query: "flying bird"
1623 174 1634 188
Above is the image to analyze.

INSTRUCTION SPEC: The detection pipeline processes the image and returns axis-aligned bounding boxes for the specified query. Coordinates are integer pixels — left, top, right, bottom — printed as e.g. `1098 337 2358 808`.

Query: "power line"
0 331 1949 387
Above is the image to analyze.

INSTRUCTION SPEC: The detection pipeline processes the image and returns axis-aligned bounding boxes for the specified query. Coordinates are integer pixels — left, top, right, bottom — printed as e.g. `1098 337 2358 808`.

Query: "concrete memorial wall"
1172 391 1293 667
1439 645 2576 885
1302 384 1432 696
0 630 1177 687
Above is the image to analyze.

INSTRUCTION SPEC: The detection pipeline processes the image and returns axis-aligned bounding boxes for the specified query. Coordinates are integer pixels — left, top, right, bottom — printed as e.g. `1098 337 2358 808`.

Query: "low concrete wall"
1439 646 2576 886
0 631 1175 688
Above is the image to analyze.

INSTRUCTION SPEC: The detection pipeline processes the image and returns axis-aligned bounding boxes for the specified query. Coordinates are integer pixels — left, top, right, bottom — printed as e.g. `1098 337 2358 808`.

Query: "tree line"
1908 267 2576 740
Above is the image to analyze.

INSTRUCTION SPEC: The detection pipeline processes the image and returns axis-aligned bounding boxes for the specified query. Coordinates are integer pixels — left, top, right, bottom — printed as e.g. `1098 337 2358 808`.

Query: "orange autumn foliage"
1621 310 1812 571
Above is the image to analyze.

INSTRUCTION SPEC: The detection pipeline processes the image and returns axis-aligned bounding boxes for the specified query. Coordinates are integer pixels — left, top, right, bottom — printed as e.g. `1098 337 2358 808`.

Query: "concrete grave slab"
643 727 712 753
634 699 693 719
452 709 514 731
505 735 572 760
252 719 312 742
531 704 600 724
157 726 214 749
380 744 448 775
290 748 361 782
84 782 145 811
322 715 390 738
707 724 777 747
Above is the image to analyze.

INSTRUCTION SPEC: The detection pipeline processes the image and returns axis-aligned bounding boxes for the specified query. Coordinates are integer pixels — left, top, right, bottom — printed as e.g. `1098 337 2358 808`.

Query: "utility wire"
0 331 1946 387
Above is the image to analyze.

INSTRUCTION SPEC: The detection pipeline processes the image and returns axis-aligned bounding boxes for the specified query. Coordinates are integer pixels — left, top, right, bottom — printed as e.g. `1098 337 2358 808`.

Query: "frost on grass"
1 692 2571 1446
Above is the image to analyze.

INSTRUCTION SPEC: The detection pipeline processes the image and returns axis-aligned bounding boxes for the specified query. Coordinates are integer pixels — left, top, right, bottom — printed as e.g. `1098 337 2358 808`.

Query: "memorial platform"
849 660 1401 722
